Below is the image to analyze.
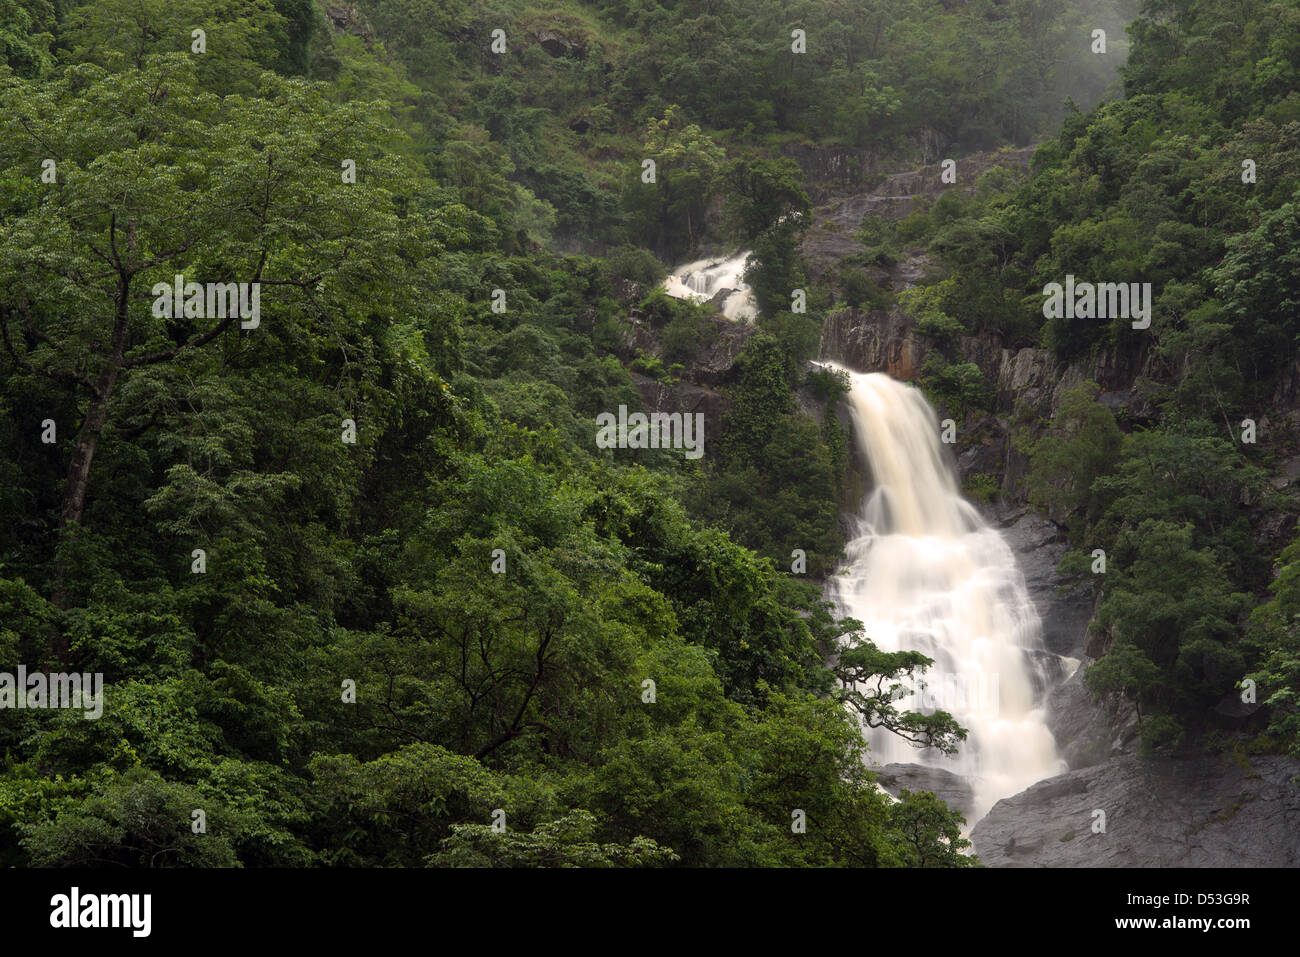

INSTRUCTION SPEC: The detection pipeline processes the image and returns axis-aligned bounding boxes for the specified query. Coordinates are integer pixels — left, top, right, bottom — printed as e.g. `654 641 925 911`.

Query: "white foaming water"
662 251 758 320
821 361 1067 823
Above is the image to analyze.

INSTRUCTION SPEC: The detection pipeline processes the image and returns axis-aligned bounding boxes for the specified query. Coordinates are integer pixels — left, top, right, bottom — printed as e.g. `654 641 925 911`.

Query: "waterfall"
662 251 758 321
821 361 1067 823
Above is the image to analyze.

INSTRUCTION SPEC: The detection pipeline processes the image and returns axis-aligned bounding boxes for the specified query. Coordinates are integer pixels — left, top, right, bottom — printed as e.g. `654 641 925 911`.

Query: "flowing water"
662 251 758 320
821 361 1068 823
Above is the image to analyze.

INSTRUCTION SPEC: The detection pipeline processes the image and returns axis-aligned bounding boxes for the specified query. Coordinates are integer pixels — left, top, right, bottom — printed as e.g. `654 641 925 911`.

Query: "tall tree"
0 56 449 624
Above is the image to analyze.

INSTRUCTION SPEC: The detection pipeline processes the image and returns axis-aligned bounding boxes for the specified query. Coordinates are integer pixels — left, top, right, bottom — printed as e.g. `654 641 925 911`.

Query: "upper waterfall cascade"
661 251 758 321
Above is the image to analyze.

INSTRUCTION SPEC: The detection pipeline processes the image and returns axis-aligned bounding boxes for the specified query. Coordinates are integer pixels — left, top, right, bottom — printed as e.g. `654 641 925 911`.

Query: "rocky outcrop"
800 146 1037 272
610 278 646 305
690 316 756 386
819 306 924 380
875 763 976 821
618 313 756 452
995 348 1059 415
800 230 869 275
1045 666 1139 770
534 28 587 59
618 313 755 381
616 314 660 362
318 1 374 43
971 754 1300 867
779 144 883 200
629 373 728 452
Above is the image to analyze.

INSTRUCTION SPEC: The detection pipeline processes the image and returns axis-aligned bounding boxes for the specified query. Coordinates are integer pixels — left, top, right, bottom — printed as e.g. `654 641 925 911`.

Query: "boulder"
535 28 586 59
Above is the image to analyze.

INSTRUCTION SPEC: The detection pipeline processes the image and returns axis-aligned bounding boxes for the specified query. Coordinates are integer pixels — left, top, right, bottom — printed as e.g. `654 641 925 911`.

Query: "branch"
474 622 556 761
120 312 239 369
16 115 61 163
0 307 98 394
122 251 275 369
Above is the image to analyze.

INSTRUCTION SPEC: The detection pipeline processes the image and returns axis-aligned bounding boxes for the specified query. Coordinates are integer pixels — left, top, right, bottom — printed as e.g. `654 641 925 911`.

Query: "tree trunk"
50 365 120 654
60 368 119 530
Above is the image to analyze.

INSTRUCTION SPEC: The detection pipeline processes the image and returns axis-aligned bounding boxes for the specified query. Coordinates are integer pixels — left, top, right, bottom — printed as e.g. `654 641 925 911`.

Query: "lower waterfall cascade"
821 360 1071 823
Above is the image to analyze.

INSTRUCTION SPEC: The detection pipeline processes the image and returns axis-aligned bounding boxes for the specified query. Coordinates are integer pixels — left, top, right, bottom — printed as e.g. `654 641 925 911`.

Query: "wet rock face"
1045 666 1139 770
955 432 1004 482
819 148 1035 227
610 278 645 305
983 505 1126 768
799 146 1036 272
996 347 1058 415
620 316 756 452
691 316 756 386
779 144 882 199
800 229 869 274
321 3 374 42
616 312 753 382
970 755 1300 867
988 506 1094 659
616 315 660 361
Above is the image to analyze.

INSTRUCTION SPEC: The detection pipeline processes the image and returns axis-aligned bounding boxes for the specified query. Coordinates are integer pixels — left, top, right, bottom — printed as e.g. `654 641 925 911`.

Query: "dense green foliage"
4 0 1298 870
318 0 1137 261
927 0 1300 754
0 0 984 868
